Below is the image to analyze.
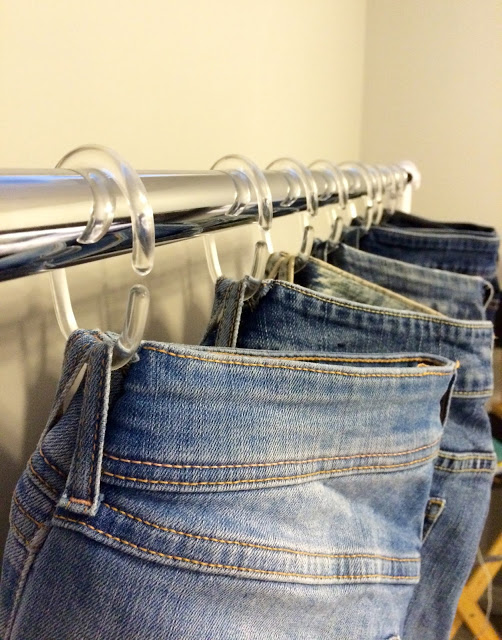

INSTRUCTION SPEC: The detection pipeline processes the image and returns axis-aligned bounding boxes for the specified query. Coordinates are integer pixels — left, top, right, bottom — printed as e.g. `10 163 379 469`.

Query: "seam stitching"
437 452 496 461
142 347 453 379
38 448 66 478
101 502 420 562
434 466 495 474
102 452 436 486
29 459 58 497
11 522 30 547
12 495 45 529
54 514 419 581
103 437 441 470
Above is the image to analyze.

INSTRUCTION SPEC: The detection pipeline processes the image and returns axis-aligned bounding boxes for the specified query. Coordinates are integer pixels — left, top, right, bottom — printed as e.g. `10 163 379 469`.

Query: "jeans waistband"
313 240 493 321
205 273 493 397
382 210 498 236
49 331 456 518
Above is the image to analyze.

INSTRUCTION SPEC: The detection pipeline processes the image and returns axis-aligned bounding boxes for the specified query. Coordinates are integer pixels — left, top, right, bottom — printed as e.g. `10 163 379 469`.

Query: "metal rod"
0 167 409 282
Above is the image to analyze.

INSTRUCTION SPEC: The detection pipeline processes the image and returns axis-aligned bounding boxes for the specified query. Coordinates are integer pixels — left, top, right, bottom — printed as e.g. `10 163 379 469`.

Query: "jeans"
202 256 496 640
343 214 500 327
1 330 457 640
312 240 492 321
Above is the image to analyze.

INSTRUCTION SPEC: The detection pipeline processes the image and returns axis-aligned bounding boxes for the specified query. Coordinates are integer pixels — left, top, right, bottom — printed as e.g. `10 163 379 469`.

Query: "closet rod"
0 166 411 282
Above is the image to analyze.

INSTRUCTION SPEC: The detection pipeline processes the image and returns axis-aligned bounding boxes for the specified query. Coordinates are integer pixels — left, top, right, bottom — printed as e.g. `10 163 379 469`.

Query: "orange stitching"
11 522 30 547
271 280 491 330
103 436 441 470
12 494 45 529
54 515 418 581
266 355 444 365
39 448 65 478
101 502 419 563
102 452 436 486
29 459 58 497
141 347 453 379
68 497 92 506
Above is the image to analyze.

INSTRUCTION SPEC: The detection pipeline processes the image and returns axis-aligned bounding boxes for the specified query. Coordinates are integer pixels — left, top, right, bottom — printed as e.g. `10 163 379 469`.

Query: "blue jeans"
1 330 457 640
312 240 493 321
343 215 500 327
202 257 496 640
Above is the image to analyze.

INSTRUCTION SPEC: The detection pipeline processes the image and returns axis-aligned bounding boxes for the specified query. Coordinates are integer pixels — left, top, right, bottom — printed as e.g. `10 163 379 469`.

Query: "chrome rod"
0 167 410 282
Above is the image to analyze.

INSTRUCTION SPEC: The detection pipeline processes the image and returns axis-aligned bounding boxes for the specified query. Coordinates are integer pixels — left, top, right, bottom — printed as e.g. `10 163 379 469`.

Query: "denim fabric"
343 215 500 326
202 257 496 640
312 240 492 321
1 330 457 640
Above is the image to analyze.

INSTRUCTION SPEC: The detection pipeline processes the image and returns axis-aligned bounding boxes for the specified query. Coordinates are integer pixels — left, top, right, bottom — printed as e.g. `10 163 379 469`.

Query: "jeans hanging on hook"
1 330 457 640
202 255 496 640
342 213 501 331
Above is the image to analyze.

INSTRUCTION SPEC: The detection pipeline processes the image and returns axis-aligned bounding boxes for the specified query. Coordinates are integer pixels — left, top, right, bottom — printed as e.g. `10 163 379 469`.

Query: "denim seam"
28 458 58 498
102 451 438 487
10 522 30 548
270 281 490 329
215 282 232 346
102 436 441 470
12 494 45 529
101 501 420 562
262 355 444 365
38 448 66 478
452 390 493 396
437 452 496 461
53 515 419 581
433 466 494 474
141 347 453 379
228 280 245 347
86 348 107 504
422 497 446 544
309 257 444 316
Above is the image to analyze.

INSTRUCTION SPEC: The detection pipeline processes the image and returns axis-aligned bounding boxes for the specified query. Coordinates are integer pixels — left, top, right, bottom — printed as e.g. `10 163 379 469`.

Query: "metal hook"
267 158 319 267
50 145 154 370
203 155 274 297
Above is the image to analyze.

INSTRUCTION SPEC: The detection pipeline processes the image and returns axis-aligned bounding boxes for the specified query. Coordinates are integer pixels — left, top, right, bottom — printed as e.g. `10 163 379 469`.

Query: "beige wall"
0 1 367 546
362 0 502 230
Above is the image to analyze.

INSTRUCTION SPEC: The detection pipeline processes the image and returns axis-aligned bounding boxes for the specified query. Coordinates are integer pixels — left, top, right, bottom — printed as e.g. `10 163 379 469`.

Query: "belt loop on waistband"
209 278 250 348
57 330 114 516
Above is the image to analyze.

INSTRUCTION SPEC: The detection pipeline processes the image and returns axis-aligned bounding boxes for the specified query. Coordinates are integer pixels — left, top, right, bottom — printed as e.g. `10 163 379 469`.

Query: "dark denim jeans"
1 330 457 639
202 256 496 640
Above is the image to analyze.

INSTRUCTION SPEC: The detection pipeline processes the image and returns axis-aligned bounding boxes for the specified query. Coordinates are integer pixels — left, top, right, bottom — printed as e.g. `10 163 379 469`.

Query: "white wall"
361 0 502 230
0 1 367 547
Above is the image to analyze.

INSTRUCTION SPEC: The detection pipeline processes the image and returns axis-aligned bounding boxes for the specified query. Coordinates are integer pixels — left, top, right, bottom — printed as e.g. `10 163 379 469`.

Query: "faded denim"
202 255 496 640
343 213 500 326
1 330 457 640
312 240 492 321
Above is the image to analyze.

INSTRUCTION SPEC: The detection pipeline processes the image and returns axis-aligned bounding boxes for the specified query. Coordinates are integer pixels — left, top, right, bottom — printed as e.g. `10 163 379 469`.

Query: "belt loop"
58 331 114 516
214 278 250 348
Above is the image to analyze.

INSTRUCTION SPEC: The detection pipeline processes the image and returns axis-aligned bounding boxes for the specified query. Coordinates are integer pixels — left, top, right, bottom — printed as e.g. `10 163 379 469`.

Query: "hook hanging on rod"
0 156 415 283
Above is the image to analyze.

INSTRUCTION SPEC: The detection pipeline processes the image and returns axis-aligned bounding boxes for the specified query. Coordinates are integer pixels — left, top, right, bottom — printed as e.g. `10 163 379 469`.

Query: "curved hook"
309 160 349 245
339 162 377 230
267 158 319 266
203 155 274 295
50 145 153 370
